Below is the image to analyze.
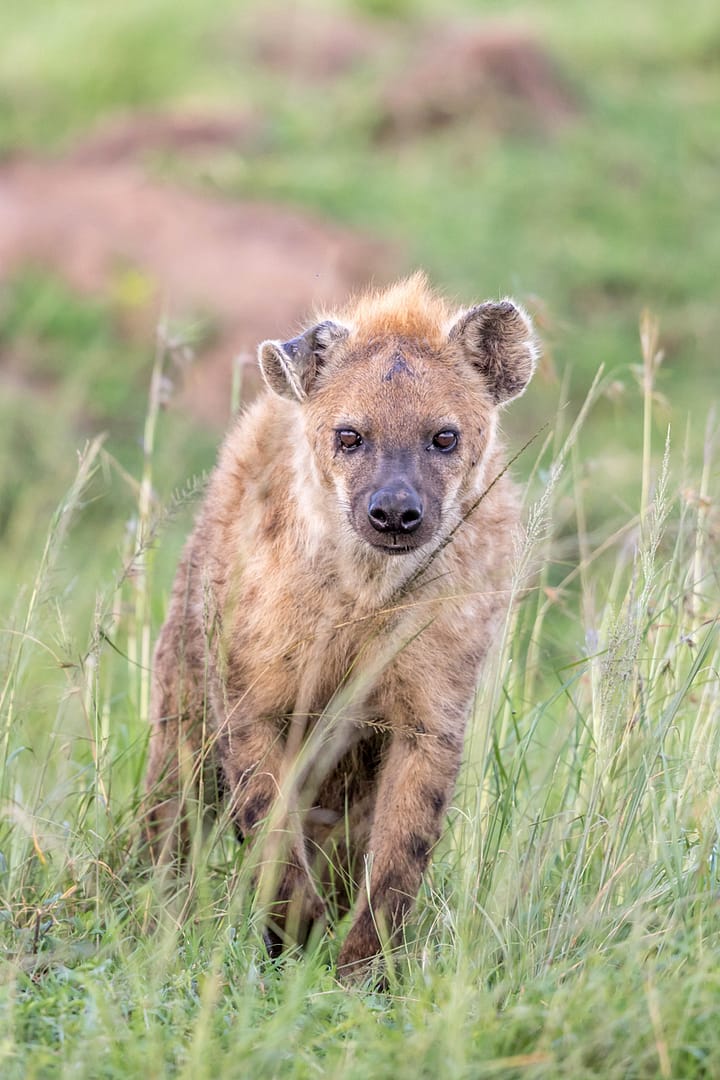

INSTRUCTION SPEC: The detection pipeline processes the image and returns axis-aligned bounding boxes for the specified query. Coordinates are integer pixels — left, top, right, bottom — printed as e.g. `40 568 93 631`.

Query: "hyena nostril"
399 506 423 533
369 505 389 529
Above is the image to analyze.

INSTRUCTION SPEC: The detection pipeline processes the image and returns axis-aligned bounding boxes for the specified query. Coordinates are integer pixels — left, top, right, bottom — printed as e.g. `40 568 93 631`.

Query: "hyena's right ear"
258 320 350 402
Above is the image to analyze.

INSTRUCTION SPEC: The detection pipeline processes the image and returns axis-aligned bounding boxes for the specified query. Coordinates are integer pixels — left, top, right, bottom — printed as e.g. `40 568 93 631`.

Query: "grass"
1 323 719 1077
1 0 719 1074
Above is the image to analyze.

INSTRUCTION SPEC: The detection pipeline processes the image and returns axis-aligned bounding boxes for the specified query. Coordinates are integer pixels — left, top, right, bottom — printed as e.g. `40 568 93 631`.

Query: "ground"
0 135 390 425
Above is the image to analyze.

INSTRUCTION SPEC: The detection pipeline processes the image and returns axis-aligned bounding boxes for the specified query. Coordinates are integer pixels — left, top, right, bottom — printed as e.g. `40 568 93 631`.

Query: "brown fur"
144 272 537 980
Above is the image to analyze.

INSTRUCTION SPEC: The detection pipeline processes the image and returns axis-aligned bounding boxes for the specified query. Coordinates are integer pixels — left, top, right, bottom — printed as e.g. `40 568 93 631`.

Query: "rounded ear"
448 300 538 404
258 320 349 402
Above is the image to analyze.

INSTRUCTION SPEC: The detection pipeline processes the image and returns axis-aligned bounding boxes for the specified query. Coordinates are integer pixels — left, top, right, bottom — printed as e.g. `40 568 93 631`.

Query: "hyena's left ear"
258 320 350 402
448 300 538 404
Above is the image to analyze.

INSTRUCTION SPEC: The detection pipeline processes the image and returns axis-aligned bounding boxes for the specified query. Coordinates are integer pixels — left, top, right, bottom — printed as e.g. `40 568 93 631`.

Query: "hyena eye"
431 430 459 452
337 429 363 451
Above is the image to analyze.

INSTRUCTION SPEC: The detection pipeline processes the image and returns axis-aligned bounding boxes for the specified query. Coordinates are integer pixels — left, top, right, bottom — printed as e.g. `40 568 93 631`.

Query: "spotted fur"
144 273 537 980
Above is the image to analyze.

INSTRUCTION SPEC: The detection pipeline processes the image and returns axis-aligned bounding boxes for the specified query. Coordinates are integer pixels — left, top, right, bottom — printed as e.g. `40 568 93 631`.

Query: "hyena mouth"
370 535 419 555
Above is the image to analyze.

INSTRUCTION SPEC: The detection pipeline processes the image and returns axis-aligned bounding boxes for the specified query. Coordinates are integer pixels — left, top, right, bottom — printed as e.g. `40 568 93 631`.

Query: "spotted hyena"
144 273 537 980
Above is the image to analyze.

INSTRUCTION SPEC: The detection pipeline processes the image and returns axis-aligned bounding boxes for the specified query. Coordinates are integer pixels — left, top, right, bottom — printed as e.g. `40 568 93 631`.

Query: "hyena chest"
223 578 367 720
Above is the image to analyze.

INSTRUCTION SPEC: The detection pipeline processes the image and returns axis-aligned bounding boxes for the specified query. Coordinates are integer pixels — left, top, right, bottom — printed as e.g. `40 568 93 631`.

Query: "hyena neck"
339 541 431 608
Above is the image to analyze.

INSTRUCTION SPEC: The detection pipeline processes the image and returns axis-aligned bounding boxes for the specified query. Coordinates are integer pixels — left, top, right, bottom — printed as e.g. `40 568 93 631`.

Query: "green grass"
2 332 719 1077
0 272 216 616
1 0 719 1074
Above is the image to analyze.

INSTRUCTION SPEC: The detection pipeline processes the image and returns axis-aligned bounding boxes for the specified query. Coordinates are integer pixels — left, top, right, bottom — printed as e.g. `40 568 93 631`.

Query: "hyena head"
258 274 537 557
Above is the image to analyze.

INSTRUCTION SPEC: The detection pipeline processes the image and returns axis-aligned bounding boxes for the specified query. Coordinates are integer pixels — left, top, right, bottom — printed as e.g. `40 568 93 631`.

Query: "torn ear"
258 320 350 402
449 300 538 404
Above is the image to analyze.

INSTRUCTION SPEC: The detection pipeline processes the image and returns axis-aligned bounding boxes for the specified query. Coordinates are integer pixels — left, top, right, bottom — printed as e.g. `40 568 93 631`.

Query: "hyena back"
144 272 537 980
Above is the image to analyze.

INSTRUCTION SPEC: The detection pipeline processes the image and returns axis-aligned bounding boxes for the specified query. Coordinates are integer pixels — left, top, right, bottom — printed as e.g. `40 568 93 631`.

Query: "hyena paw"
263 862 327 949
336 915 383 986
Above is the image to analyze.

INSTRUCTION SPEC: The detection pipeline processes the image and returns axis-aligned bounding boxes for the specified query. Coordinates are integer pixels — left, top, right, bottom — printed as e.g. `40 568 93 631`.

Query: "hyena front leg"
220 707 327 948
144 555 218 866
336 726 463 981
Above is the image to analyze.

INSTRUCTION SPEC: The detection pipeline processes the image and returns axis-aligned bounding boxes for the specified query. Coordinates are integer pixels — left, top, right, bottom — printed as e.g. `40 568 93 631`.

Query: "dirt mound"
378 23 578 139
0 154 391 425
69 109 262 166
233 4 380 80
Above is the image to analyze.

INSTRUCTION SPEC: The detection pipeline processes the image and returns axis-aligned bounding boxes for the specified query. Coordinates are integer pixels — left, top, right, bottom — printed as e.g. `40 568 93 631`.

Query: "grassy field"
1 0 719 1076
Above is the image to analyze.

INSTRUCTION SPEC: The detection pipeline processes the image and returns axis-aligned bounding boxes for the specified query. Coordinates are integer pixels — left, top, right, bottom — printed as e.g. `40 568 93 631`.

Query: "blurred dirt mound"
237 4 380 79
0 143 391 426
378 23 578 139
69 109 262 166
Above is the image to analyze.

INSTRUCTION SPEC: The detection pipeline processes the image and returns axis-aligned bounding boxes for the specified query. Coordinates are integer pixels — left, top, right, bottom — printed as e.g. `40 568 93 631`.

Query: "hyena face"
305 341 489 555
259 292 537 556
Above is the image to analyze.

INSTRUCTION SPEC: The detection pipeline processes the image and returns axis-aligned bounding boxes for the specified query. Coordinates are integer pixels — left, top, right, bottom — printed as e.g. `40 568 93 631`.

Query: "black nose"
367 485 424 534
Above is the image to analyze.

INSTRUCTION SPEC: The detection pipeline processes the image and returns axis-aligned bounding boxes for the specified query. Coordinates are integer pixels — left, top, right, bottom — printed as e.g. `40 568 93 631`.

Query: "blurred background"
1 0 718 620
